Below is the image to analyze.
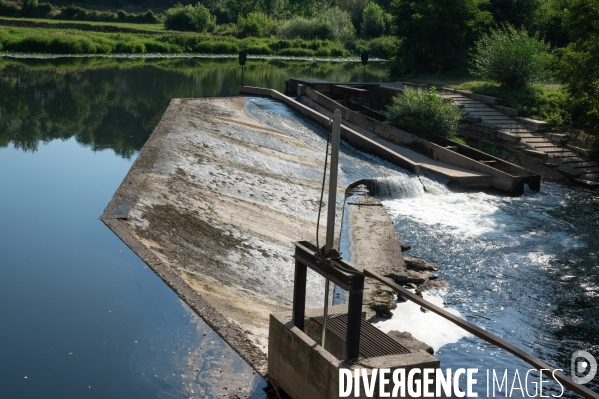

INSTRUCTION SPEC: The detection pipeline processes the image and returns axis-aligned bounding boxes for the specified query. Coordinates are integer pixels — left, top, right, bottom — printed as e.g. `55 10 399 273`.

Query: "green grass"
393 70 483 87
0 25 395 58
0 16 165 31
394 70 570 130
454 81 569 127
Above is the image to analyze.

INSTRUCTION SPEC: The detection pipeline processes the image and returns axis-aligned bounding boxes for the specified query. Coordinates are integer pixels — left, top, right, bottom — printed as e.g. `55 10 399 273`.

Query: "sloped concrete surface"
102 97 341 373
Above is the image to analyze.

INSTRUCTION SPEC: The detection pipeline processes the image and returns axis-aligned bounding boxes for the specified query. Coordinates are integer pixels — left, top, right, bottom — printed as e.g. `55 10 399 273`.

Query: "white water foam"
374 290 471 353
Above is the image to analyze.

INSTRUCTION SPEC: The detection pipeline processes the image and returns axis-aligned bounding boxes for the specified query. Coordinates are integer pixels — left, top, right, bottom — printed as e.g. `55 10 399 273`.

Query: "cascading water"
375 179 598 397
246 96 598 397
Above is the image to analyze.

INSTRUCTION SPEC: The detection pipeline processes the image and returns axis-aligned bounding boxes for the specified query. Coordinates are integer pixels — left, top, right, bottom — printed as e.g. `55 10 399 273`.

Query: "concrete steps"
441 89 599 188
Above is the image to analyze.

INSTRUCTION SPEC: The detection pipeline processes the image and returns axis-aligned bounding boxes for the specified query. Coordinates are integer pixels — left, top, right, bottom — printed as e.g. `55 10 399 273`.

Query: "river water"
1 55 597 398
245 97 599 397
0 56 389 398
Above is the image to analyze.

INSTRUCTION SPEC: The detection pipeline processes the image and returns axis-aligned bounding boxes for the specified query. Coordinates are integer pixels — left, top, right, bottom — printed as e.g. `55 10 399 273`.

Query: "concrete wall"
301 86 529 193
269 310 440 399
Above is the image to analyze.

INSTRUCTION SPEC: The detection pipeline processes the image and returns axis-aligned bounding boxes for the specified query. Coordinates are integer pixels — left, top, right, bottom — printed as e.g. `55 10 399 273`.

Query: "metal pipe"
321 109 341 350
363 268 599 399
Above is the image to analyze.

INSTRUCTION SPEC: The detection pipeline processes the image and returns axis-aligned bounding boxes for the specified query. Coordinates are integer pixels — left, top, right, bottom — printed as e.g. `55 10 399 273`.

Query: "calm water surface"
0 56 390 398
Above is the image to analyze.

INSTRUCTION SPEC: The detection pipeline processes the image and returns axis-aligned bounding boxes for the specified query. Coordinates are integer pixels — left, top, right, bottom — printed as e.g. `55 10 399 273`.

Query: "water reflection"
0 56 389 157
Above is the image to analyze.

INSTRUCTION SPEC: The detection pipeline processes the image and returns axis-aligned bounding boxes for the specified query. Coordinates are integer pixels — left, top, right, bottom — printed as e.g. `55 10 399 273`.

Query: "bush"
320 7 355 41
315 47 331 56
20 0 53 18
383 87 462 138
0 0 20 17
361 2 386 38
357 35 396 58
278 7 354 41
237 12 275 37
21 0 38 16
244 43 271 54
194 40 239 54
278 17 327 40
471 24 549 88
164 4 216 32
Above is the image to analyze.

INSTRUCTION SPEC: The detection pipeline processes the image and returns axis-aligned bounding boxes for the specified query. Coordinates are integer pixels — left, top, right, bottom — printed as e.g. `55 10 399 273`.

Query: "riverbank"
390 72 598 160
0 22 394 57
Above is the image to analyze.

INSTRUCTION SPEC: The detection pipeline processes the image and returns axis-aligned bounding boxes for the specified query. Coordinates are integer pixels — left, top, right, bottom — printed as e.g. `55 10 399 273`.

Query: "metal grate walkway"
311 314 410 358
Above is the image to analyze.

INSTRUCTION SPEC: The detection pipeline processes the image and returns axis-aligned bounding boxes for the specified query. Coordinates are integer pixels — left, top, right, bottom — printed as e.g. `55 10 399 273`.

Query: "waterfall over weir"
245 96 599 397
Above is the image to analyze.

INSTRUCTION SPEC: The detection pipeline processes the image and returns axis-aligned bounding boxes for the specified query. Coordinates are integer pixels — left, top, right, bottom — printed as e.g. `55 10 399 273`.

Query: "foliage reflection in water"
0 56 389 156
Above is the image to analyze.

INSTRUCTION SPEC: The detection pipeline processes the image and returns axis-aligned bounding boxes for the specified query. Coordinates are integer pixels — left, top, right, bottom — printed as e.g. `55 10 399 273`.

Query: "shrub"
194 40 239 54
471 24 549 88
237 12 274 37
145 40 180 53
244 43 271 54
361 2 386 38
278 17 325 40
320 7 355 41
358 35 396 58
164 4 216 32
21 0 53 18
21 0 38 16
0 0 19 17
315 47 331 56
278 7 354 41
383 87 462 138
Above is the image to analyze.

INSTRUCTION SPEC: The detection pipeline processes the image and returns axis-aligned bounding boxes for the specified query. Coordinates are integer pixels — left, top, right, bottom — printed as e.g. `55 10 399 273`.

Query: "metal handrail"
364 268 599 399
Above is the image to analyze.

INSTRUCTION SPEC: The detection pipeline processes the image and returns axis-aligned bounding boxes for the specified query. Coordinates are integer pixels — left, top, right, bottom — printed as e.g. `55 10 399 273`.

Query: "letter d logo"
571 350 597 384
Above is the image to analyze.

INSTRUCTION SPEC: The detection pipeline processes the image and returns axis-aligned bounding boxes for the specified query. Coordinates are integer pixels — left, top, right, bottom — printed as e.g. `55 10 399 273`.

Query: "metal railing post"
322 109 341 350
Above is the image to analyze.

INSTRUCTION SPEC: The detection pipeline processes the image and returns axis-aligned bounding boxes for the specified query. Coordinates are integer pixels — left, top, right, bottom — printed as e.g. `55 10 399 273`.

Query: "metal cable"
315 122 332 253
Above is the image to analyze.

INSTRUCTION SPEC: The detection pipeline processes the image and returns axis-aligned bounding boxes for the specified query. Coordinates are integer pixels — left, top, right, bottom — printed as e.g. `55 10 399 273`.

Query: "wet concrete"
102 97 342 374
102 96 443 380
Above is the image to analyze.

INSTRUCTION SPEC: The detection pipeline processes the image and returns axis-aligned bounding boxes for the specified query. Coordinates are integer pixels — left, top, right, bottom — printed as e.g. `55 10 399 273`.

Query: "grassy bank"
394 72 568 128
0 25 395 57
0 16 164 31
394 71 597 155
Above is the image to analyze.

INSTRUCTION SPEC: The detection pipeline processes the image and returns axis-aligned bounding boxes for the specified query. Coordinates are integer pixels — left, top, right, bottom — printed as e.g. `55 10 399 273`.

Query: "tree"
361 2 386 38
471 24 549 88
164 4 216 32
557 0 599 133
486 0 540 31
390 0 493 74
334 0 368 31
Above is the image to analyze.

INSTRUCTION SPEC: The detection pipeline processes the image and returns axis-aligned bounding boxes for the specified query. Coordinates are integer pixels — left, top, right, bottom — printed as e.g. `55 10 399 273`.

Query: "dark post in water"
239 51 247 86
361 52 369 82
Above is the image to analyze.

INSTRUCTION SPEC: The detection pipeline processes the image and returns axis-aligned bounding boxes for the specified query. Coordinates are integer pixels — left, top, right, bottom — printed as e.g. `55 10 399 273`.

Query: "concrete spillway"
101 94 445 381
